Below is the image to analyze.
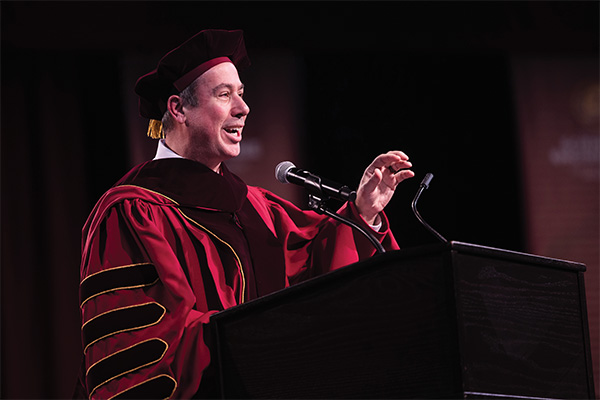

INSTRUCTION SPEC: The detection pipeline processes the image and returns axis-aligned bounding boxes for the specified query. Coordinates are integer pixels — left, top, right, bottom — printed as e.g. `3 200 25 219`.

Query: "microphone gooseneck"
411 173 448 243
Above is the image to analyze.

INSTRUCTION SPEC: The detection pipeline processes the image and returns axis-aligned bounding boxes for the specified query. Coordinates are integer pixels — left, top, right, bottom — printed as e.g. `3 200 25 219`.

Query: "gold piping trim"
178 209 246 304
115 184 180 204
80 262 159 308
82 302 166 354
108 374 178 400
81 262 153 285
87 338 169 398
115 184 246 304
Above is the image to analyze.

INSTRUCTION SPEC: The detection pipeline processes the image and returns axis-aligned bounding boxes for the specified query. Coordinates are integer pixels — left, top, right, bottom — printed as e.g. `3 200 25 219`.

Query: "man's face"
183 62 250 170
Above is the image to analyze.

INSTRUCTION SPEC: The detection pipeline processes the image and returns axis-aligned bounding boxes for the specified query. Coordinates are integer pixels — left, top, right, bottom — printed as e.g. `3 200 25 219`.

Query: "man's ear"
166 95 186 124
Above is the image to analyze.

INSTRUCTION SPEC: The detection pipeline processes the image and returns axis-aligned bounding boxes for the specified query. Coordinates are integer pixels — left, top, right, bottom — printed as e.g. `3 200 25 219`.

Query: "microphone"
411 173 448 243
275 161 357 202
276 161 384 254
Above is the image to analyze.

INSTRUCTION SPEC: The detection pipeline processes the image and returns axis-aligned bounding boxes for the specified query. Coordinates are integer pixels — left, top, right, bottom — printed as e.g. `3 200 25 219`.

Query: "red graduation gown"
79 158 399 399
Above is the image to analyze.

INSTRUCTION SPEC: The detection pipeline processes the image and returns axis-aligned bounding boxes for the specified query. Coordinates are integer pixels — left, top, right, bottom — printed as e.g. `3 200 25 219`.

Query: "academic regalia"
78 158 399 399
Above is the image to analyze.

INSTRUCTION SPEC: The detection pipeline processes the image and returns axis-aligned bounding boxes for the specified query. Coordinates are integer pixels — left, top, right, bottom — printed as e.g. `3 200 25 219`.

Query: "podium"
210 242 596 399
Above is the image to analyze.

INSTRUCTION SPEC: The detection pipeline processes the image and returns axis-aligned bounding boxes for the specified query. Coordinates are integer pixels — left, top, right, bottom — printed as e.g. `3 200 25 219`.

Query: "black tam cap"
135 29 250 137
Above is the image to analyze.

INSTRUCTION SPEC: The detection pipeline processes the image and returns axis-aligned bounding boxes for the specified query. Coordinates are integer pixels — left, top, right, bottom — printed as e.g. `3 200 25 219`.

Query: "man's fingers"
387 150 410 160
396 169 415 181
387 160 413 174
359 166 382 193
363 151 414 189
370 151 410 171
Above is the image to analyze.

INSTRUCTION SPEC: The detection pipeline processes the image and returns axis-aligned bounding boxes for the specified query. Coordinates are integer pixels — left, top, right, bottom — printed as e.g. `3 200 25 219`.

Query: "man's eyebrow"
211 83 245 95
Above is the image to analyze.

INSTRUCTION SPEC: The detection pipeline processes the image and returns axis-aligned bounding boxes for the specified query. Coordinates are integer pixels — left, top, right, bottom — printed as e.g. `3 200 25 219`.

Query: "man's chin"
222 148 241 161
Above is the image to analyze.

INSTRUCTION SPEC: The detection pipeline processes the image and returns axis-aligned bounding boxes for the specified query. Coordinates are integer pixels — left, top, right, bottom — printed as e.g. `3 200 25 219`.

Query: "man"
78 29 414 399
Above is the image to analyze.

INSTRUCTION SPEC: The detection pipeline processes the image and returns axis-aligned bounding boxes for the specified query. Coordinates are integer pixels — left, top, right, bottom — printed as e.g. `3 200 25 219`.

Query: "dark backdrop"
303 51 520 248
2 2 598 398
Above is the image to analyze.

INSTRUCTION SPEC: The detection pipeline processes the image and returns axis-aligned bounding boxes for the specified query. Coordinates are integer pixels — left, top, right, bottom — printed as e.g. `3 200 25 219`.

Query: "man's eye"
219 92 231 98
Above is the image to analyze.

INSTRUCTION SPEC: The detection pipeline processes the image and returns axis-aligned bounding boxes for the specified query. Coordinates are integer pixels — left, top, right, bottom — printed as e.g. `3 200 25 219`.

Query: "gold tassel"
147 119 164 139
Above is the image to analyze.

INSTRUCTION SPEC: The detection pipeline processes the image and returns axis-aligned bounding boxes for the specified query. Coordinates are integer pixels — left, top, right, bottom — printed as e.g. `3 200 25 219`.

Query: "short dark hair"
161 79 200 134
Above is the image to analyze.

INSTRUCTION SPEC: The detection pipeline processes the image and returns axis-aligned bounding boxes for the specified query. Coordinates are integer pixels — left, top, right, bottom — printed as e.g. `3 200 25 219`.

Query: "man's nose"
233 95 250 118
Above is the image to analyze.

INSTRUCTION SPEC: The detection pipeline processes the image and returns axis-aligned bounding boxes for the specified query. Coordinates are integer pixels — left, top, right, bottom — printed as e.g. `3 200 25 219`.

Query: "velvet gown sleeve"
79 187 241 399
246 186 400 284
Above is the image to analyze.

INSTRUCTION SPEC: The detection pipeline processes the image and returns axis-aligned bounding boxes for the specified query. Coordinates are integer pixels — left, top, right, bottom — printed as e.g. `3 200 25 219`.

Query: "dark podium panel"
210 242 595 399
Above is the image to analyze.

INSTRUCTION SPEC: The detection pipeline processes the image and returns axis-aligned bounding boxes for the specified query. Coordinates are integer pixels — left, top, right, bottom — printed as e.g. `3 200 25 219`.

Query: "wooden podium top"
210 242 594 399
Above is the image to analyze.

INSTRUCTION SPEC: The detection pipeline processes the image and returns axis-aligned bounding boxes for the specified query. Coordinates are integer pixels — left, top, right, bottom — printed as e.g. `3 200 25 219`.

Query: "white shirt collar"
154 139 184 160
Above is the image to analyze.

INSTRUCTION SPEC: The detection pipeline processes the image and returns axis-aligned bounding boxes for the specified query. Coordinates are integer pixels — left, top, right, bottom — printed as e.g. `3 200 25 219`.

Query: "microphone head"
275 161 296 184
421 173 434 189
